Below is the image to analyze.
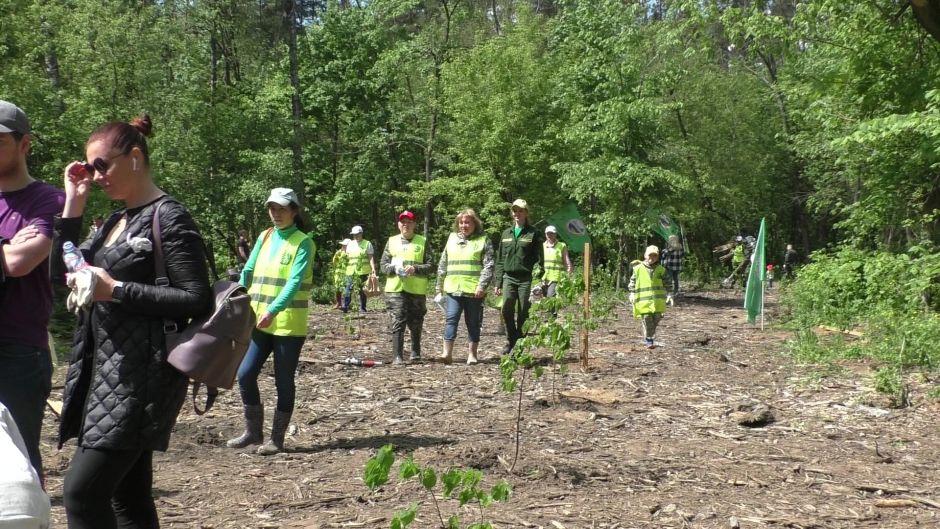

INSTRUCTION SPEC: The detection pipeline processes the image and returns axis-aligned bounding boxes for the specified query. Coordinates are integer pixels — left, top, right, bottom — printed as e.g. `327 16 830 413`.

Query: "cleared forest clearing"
41 290 939 528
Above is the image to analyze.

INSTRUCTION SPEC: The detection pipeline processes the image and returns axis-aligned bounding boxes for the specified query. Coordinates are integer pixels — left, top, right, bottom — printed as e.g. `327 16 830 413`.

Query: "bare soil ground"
40 290 940 528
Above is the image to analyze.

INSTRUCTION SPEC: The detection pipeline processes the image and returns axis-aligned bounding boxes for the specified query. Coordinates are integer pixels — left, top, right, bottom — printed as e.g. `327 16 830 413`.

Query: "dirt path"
41 290 940 528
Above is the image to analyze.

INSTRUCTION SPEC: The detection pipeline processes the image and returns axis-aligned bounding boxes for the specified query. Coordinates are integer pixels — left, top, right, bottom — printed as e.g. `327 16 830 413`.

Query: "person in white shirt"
0 402 49 529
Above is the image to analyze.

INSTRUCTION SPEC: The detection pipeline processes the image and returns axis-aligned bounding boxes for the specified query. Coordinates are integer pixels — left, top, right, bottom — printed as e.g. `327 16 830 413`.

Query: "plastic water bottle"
62 241 89 273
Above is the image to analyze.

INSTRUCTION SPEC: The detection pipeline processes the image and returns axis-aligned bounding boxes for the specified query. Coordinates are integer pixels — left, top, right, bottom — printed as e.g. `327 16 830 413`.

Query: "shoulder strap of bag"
151 198 217 415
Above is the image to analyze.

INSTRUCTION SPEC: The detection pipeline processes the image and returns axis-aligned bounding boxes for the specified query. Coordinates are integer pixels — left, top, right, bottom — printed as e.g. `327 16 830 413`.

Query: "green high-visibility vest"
543 240 567 282
732 245 744 266
346 239 372 276
248 230 314 336
632 263 666 318
331 250 347 288
443 233 485 295
384 234 428 295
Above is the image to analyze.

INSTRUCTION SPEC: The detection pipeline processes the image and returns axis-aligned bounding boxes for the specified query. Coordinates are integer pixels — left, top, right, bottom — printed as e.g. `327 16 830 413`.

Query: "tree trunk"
284 0 305 202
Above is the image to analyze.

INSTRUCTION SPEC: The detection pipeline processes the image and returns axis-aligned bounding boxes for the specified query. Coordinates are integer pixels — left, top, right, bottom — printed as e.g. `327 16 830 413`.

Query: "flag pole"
760 276 764 330
580 243 591 369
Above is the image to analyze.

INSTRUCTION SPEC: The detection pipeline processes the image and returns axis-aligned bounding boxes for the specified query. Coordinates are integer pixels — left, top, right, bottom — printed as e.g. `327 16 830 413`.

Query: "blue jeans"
443 295 483 343
342 275 368 312
236 330 305 413
0 342 52 478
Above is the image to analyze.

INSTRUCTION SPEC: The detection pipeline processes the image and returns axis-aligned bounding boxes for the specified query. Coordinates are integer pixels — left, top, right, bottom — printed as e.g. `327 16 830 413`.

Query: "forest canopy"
3 0 939 275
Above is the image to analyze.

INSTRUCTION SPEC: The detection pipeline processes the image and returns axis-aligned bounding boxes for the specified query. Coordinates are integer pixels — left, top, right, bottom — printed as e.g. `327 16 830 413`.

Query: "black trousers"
63 446 158 529
501 274 532 349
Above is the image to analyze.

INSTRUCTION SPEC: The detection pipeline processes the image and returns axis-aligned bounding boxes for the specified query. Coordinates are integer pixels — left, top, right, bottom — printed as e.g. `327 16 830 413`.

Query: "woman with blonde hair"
434 209 494 364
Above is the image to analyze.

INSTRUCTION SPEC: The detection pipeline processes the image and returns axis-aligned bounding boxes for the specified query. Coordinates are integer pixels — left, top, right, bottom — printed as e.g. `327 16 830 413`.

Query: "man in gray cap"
0 100 65 480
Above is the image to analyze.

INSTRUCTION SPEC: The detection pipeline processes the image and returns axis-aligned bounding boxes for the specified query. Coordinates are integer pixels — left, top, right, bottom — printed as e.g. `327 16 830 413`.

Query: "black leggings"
63 446 158 529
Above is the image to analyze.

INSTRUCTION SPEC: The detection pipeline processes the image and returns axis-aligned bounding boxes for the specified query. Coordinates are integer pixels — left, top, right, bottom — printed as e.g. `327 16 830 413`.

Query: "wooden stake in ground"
580 242 591 369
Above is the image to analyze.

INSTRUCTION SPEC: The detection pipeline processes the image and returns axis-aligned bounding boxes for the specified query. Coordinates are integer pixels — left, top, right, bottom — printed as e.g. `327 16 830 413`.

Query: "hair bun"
129 114 153 137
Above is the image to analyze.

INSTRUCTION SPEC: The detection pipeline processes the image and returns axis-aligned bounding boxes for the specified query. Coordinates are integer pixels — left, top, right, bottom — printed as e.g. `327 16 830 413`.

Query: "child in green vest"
628 245 668 349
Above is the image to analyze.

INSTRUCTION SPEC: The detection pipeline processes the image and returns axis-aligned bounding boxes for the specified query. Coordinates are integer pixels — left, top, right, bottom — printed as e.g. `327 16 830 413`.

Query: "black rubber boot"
392 332 405 364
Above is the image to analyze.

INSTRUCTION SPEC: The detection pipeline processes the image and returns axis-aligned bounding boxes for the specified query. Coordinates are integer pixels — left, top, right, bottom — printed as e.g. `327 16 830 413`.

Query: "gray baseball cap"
0 101 30 135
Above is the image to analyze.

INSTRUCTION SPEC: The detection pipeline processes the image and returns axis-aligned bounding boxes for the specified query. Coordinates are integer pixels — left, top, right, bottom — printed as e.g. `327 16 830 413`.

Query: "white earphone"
133 158 138 171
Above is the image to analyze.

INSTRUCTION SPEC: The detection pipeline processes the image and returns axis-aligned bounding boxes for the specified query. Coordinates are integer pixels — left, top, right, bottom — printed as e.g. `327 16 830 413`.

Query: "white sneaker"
666 295 674 307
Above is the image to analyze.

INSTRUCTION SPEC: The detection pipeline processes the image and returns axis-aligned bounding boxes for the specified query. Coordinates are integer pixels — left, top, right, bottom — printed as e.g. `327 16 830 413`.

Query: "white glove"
126 235 153 253
434 293 445 310
66 269 97 314
628 293 635 304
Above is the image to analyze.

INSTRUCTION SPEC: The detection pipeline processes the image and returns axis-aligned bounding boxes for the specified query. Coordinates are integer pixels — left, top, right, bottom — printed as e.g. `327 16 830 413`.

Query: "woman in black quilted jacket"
54 114 212 529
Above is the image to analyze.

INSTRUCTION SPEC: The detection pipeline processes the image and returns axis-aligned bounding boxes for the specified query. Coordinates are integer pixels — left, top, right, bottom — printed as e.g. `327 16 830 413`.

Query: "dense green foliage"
781 246 940 386
3 1 939 379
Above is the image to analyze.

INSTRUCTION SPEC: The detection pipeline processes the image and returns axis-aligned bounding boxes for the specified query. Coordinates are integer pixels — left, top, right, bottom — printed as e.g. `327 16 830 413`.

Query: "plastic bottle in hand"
62 241 89 273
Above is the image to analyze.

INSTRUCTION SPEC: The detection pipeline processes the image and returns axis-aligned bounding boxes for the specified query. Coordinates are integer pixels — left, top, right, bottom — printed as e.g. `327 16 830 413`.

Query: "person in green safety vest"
434 208 495 365
539 225 572 299
331 239 350 309
380 210 434 364
628 245 668 349
342 225 376 313
228 187 313 455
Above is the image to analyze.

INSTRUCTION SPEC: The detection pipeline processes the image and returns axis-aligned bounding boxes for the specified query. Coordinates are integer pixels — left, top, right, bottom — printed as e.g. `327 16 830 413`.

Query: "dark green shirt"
494 224 545 285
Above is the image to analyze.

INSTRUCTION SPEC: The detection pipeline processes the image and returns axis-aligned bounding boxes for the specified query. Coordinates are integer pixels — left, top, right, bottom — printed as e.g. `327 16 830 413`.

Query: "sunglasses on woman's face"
80 153 124 176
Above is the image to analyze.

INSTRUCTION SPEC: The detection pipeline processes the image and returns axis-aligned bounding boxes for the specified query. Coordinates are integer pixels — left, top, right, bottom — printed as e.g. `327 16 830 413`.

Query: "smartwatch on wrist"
111 281 126 303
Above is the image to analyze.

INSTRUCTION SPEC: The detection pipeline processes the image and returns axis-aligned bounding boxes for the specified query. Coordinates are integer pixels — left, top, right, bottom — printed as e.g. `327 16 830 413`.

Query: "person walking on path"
493 199 544 356
228 188 313 456
331 239 350 309
0 100 65 484
660 234 684 304
380 211 433 364
628 245 668 349
236 229 251 264
435 209 494 365
540 225 572 299
343 224 375 313
782 243 798 280
56 114 212 529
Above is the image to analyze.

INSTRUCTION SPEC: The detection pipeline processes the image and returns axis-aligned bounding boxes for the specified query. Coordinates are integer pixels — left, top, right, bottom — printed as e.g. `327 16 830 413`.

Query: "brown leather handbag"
152 201 256 414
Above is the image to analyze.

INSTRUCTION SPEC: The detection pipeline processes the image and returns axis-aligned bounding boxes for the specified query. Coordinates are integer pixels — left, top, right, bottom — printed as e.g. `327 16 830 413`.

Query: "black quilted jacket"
54 197 211 451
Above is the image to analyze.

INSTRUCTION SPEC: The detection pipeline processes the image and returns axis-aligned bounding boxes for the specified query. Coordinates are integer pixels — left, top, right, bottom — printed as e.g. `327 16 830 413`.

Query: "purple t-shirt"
0 180 65 350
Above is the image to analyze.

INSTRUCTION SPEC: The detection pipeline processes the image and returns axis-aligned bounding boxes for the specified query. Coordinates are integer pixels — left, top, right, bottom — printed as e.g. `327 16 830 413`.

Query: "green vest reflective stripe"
346 239 371 275
248 230 313 336
633 264 666 318
443 233 485 294
543 241 567 282
384 234 428 295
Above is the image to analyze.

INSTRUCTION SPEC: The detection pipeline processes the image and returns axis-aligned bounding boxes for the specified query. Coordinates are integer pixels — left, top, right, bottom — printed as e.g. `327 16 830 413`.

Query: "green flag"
744 218 767 324
546 203 591 253
645 209 681 241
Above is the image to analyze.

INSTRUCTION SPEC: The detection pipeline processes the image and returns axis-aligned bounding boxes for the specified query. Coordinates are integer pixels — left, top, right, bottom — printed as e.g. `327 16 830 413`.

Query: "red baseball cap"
398 210 416 222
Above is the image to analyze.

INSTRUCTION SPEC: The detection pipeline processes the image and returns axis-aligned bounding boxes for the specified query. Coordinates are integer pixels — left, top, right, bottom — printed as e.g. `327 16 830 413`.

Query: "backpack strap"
151 198 219 415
